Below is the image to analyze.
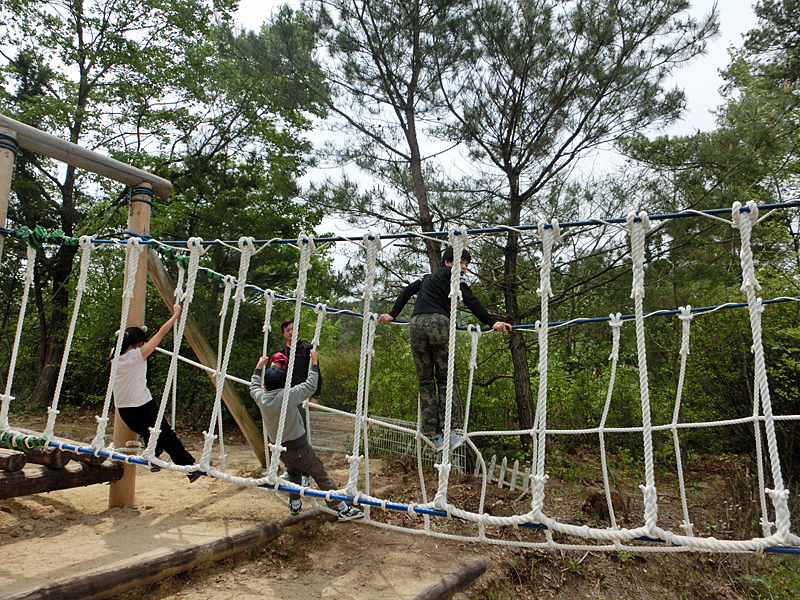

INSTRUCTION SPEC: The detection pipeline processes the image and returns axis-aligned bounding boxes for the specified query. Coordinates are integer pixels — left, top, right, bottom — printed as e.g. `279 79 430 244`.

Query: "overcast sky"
233 1 759 237
234 0 755 135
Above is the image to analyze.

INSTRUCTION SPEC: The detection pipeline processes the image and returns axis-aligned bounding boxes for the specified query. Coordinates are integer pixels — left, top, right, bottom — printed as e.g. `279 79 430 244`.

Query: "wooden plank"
410 556 491 600
147 252 267 467
0 462 123 500
0 449 26 472
0 115 171 198
0 510 335 600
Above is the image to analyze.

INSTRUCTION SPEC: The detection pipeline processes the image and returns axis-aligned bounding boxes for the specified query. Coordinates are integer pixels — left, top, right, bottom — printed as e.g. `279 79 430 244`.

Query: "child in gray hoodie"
250 349 363 521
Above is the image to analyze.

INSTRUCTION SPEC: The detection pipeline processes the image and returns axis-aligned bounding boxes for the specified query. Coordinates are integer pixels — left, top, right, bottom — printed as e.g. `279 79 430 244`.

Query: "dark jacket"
275 339 323 397
387 266 498 327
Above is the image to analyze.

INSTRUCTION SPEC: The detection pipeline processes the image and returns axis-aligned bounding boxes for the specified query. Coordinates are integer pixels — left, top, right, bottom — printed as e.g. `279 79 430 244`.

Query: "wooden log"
410 556 492 600
148 252 267 467
64 450 107 466
25 446 70 469
0 462 123 500
0 510 336 600
0 115 171 198
0 448 26 472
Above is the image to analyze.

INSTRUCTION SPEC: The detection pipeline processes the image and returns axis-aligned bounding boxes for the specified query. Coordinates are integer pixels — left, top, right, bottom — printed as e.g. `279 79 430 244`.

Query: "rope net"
1 201 799 553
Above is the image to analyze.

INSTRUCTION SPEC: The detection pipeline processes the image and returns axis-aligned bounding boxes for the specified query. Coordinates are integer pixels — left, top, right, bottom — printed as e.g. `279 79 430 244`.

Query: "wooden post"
0 125 17 263
109 182 152 508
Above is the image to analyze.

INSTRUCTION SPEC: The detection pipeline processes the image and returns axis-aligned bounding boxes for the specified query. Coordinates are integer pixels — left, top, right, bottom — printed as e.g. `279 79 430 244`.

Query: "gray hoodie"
250 364 320 444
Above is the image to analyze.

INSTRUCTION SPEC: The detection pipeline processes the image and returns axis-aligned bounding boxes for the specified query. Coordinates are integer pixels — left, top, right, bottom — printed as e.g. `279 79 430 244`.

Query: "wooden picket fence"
475 455 532 493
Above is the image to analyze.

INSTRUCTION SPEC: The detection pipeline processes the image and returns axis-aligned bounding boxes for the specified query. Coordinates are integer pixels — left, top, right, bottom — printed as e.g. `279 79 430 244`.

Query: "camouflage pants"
409 313 464 437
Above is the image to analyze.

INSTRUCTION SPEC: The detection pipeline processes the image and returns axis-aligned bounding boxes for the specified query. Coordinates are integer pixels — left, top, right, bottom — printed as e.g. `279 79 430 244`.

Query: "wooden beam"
410 557 492 600
0 115 171 198
147 252 267 467
0 462 123 500
0 511 335 600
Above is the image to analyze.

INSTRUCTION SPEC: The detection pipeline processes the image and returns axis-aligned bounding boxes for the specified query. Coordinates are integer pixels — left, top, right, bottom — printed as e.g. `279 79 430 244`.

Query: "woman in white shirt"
112 305 201 482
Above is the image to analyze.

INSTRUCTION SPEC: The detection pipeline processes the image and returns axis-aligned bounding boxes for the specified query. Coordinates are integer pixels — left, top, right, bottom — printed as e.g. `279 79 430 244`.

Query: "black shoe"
188 461 212 484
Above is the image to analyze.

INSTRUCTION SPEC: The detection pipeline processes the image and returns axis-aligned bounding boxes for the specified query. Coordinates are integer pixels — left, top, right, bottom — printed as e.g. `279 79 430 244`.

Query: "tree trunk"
503 186 534 448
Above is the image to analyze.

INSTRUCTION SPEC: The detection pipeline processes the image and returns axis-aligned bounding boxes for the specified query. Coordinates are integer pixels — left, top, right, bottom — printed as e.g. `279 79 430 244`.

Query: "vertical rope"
267 236 316 483
1 245 37 429
92 238 142 450
346 232 380 497
200 237 254 473
433 230 467 510
598 313 623 531
672 306 695 537
261 289 276 469
361 313 378 519
306 303 327 446
170 263 186 428
733 201 790 541
462 325 483 435
627 211 658 537
530 219 560 517
44 236 95 440
143 238 204 468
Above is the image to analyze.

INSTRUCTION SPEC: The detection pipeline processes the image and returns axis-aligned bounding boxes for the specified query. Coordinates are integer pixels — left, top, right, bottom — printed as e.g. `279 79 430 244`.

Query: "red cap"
270 351 289 368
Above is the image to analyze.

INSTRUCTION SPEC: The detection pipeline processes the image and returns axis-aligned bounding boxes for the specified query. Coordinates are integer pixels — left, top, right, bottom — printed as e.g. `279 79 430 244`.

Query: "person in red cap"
274 318 322 487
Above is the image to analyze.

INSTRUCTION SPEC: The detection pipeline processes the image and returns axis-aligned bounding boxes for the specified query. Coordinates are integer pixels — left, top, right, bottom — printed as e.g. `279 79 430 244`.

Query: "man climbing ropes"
378 247 511 452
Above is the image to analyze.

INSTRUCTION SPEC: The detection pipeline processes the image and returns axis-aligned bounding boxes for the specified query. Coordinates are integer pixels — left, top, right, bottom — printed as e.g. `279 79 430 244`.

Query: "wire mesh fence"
307 409 466 473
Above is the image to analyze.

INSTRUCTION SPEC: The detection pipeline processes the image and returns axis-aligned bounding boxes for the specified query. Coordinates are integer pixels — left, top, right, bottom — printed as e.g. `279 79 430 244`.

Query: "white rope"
0 245 36 429
142 238 204 468
260 289 276 468
92 238 142 451
346 232 380 496
200 237 255 475
170 262 186 427
434 229 468 511
598 313 623 531
733 201 791 543
43 237 95 441
267 235 316 484
627 211 658 538
530 219 560 518
672 306 695 537
306 302 327 446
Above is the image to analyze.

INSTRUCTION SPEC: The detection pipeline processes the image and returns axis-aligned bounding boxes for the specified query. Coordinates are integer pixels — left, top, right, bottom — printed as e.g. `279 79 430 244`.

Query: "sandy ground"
0 440 488 599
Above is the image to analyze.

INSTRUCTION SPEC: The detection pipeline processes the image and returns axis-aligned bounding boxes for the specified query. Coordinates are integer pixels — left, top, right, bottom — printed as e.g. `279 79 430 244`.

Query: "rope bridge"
1 200 799 554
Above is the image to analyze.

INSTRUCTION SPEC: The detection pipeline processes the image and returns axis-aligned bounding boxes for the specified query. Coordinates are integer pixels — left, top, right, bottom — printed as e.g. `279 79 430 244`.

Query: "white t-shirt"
114 347 152 408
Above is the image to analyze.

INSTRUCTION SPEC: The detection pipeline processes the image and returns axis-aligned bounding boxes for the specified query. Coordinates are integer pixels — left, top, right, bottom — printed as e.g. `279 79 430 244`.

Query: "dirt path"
0 439 487 599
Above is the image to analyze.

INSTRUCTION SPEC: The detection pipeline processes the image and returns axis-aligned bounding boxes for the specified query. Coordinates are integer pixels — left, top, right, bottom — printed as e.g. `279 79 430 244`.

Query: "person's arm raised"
140 305 182 360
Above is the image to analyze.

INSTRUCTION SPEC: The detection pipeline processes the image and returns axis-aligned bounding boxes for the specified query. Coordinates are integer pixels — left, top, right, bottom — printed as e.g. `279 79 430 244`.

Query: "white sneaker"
279 471 290 481
433 434 444 451
338 505 364 522
449 430 464 450
301 474 311 488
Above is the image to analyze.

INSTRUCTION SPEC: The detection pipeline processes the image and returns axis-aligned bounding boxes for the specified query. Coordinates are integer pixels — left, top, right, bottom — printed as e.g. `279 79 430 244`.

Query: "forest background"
0 0 799 533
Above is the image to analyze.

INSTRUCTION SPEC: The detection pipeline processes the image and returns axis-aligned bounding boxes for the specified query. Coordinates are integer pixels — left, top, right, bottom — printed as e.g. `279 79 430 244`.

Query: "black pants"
281 441 340 509
118 400 195 466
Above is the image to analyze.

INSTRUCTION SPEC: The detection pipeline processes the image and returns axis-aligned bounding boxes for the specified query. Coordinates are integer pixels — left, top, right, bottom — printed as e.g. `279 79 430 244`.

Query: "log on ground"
0 510 336 600
0 462 123 500
410 556 492 600
0 449 26 472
